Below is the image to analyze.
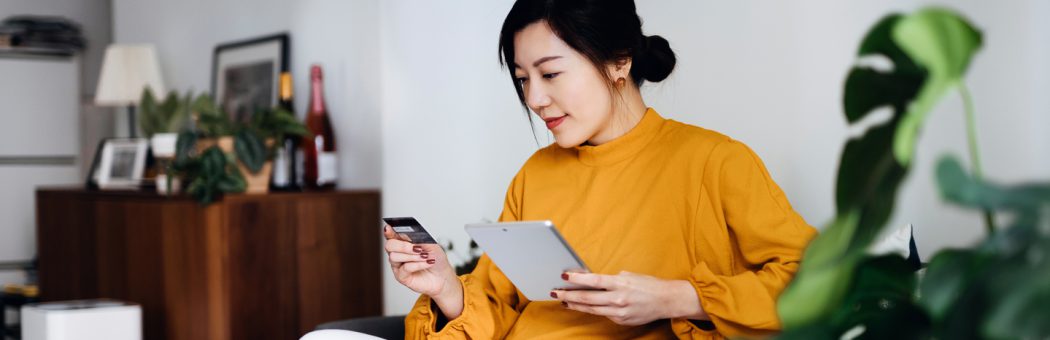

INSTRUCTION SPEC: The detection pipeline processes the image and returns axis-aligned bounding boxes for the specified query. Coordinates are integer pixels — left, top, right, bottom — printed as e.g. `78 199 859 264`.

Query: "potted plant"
172 96 307 204
137 87 192 194
232 106 308 193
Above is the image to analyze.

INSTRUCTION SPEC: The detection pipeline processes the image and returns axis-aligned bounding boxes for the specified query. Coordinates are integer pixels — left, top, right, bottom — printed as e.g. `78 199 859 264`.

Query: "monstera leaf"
915 156 1050 338
892 9 983 166
778 8 983 329
779 254 928 339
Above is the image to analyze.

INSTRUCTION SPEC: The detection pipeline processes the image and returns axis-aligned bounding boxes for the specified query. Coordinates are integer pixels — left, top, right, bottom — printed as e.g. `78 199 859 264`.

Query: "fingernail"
550 291 557 299
561 301 568 308
426 259 436 264
420 252 429 259
413 246 423 253
561 272 569 281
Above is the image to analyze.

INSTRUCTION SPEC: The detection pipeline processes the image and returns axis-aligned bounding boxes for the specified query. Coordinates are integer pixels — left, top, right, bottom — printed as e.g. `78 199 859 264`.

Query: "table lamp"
94 44 165 138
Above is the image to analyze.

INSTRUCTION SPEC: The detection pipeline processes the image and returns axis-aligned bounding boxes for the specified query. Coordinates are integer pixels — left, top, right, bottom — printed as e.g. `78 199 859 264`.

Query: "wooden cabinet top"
36 187 380 204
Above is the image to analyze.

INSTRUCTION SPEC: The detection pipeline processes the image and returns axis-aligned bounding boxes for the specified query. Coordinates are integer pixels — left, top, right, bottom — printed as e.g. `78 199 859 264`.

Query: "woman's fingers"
564 272 620 290
562 301 624 318
383 224 398 240
554 289 624 307
400 260 437 273
389 251 430 263
384 225 417 243
385 238 420 255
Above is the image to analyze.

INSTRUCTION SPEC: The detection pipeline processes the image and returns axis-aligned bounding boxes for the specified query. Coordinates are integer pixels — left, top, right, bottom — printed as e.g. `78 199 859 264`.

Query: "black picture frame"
211 32 290 124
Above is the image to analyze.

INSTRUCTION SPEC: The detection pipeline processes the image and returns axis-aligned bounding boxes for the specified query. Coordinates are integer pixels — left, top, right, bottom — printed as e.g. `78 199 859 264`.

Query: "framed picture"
85 138 149 190
211 32 289 124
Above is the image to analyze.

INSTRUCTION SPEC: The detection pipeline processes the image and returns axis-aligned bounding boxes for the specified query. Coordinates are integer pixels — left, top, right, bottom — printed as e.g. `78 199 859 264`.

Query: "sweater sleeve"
404 170 529 339
671 140 816 339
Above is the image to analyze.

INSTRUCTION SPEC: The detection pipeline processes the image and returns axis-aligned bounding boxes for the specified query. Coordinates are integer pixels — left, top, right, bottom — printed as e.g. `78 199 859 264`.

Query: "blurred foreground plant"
776 7 1050 339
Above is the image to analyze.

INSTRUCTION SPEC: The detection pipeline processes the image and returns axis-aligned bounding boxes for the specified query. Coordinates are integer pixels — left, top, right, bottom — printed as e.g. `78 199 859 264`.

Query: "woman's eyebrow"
514 55 564 69
532 55 562 67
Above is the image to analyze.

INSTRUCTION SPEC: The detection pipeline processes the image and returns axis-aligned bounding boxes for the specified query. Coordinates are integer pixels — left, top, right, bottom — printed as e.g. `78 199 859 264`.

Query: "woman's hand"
384 225 464 319
553 271 709 326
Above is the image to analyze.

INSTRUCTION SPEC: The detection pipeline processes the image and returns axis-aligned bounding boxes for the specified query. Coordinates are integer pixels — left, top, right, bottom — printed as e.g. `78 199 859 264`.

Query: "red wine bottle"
270 71 301 191
302 64 338 190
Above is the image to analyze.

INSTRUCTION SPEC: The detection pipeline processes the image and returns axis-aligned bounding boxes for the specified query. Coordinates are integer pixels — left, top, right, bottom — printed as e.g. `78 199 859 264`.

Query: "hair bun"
633 35 676 83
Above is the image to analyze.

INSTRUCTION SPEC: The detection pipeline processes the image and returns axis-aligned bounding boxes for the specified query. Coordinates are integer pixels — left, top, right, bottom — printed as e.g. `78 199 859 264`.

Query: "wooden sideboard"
35 188 383 340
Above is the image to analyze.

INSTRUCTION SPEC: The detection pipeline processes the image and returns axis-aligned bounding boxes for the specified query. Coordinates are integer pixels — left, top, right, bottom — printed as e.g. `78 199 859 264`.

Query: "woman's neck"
586 88 648 146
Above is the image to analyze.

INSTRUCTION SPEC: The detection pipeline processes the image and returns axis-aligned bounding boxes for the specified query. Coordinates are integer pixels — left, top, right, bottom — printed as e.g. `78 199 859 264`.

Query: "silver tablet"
465 221 592 301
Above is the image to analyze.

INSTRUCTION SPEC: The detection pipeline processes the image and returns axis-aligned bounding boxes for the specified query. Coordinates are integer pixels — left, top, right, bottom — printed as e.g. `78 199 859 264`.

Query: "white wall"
379 0 533 316
112 0 383 189
378 0 1050 315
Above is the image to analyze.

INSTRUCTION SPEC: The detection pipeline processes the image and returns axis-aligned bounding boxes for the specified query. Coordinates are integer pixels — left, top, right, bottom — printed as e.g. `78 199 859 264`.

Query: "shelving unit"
0 51 80 289
0 46 75 59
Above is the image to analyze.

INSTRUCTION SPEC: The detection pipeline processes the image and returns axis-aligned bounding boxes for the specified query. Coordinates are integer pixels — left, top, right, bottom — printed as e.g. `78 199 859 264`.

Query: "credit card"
382 217 438 244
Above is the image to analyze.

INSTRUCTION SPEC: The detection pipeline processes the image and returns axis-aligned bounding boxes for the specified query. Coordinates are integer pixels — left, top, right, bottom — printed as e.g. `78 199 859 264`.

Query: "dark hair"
498 0 676 113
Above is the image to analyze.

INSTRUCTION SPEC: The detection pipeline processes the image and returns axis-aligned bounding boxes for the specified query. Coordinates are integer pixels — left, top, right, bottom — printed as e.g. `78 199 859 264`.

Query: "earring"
616 77 626 87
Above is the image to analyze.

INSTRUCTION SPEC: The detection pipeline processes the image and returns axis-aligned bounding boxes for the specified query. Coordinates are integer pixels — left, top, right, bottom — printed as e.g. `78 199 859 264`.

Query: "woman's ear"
607 57 633 82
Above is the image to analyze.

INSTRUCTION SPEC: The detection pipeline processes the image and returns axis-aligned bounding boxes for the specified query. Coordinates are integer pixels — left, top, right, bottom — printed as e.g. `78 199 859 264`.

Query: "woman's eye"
515 77 528 85
542 72 560 79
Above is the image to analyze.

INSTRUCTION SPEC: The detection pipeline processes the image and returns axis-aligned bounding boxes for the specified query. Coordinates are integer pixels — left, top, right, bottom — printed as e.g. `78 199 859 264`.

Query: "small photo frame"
212 32 290 124
86 138 149 190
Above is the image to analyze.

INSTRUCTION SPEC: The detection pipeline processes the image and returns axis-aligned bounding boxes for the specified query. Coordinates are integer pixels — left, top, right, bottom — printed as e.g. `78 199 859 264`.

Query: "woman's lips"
544 116 566 130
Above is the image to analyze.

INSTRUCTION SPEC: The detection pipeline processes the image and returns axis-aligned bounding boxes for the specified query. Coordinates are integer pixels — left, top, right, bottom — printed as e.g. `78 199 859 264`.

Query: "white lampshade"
94 44 165 106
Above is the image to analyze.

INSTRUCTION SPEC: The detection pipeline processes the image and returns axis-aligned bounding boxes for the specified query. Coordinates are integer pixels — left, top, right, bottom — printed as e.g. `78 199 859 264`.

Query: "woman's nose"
525 83 552 111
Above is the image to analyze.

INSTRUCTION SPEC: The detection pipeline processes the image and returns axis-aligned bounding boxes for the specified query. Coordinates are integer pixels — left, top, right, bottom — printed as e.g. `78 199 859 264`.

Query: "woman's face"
513 21 625 148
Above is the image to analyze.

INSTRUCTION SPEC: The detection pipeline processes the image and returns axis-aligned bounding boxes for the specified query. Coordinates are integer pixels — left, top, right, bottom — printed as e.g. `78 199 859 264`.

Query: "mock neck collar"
574 107 665 166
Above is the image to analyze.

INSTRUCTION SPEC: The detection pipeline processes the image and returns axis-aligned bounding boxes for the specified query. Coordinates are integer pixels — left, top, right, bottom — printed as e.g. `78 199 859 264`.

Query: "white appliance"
21 299 142 340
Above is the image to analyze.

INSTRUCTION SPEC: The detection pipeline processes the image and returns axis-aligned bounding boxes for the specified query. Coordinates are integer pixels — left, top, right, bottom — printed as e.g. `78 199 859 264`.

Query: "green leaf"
917 249 986 321
843 68 923 124
844 14 925 123
139 87 158 136
138 87 194 137
935 155 1050 214
981 239 1050 338
216 173 246 192
778 255 929 339
920 155 1050 338
778 211 861 327
891 8 983 165
200 146 226 176
273 108 308 136
837 255 928 339
173 131 197 165
234 129 266 173
835 123 911 250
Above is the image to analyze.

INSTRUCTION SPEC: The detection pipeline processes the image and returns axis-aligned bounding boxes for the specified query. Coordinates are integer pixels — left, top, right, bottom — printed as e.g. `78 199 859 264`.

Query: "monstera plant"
776 7 1050 339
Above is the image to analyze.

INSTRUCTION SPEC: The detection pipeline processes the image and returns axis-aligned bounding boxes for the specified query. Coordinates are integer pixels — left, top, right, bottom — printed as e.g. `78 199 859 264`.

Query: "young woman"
379 1 817 339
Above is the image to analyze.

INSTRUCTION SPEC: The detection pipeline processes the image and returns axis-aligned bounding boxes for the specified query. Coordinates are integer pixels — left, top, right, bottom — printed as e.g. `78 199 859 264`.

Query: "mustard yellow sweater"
405 108 816 339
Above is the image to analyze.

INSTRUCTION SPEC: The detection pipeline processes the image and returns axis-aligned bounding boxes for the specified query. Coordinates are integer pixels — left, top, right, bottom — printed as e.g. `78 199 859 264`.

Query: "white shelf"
0 56 80 272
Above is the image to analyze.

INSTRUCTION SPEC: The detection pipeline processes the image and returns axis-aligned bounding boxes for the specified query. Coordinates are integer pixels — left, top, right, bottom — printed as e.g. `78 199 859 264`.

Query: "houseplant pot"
139 89 192 195
195 136 274 194
150 132 180 194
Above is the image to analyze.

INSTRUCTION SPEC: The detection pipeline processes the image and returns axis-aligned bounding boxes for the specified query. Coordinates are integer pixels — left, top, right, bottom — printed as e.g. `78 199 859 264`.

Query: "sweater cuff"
670 317 720 339
686 261 739 338
409 275 480 338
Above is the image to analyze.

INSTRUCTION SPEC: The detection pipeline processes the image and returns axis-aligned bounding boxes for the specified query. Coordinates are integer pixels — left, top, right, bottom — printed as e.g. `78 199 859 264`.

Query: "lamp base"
126 105 137 138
